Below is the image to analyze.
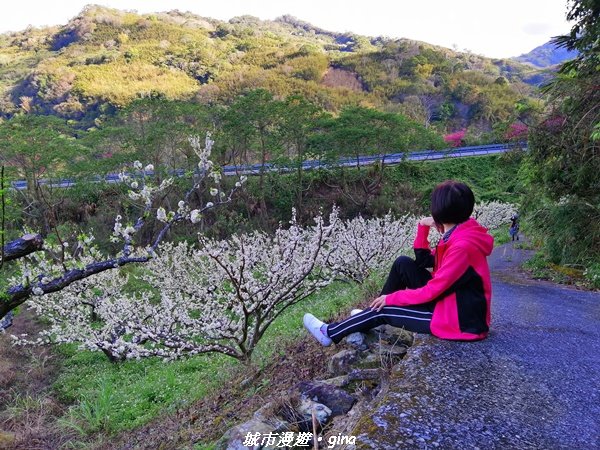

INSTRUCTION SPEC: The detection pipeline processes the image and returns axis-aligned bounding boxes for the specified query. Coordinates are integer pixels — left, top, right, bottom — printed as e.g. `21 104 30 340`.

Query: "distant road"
10 142 525 190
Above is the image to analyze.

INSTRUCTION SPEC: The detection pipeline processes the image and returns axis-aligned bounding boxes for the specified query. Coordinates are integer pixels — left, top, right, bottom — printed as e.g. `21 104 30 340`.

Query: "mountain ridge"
514 39 577 68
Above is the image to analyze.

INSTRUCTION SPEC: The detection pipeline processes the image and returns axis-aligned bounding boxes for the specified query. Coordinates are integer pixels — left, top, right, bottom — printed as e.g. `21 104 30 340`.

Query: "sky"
0 0 573 58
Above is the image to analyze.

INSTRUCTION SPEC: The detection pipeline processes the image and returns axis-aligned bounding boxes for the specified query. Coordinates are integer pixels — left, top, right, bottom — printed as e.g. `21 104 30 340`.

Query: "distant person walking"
509 214 520 241
303 180 494 345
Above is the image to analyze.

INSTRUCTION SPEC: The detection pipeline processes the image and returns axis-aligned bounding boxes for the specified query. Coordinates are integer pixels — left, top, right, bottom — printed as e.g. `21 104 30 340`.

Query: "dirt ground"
0 311 78 450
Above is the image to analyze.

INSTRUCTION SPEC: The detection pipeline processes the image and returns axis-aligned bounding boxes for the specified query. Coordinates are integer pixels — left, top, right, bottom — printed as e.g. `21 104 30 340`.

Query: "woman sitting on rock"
304 180 494 345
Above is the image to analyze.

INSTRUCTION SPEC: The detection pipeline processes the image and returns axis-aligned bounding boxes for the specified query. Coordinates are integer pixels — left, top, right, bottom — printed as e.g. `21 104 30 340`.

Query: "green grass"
387 153 525 205
522 250 600 290
489 227 511 246
52 279 368 435
54 343 232 434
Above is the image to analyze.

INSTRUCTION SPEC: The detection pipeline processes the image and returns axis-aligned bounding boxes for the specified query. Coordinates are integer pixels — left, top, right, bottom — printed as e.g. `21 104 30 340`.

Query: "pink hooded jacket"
385 218 494 340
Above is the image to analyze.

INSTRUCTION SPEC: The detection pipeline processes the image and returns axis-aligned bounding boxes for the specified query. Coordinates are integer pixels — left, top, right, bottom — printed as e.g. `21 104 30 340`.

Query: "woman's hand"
370 295 387 312
419 216 435 227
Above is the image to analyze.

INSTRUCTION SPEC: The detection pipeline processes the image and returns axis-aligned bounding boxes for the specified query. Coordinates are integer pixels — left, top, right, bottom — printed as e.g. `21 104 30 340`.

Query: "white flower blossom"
324 212 418 283
190 210 202 224
210 188 218 196
32 286 44 296
156 207 168 222
472 201 518 230
209 172 221 183
15 209 340 361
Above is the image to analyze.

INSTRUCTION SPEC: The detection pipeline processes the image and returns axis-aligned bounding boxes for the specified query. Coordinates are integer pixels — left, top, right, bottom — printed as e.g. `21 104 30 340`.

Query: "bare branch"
1 234 44 263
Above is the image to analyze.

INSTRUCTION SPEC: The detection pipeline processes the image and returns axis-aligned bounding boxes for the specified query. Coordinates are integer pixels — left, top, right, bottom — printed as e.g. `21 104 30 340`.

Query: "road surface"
352 241 600 449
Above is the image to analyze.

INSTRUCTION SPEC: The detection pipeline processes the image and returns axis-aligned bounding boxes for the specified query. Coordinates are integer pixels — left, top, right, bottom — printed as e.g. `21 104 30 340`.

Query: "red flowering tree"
505 123 528 141
444 129 466 147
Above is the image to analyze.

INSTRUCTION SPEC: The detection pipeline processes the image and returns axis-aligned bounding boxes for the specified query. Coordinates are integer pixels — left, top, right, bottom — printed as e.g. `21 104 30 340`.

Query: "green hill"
0 5 544 133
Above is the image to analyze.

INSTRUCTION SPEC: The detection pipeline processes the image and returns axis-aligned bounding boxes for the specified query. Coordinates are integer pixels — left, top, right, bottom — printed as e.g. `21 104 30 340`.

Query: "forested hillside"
0 5 544 136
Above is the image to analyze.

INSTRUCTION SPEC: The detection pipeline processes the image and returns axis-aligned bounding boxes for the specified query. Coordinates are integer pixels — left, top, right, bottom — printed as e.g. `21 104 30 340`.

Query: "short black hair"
430 180 475 225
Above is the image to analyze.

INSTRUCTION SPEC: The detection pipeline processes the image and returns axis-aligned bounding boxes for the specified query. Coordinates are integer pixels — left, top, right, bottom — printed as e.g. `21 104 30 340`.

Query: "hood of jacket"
449 218 494 256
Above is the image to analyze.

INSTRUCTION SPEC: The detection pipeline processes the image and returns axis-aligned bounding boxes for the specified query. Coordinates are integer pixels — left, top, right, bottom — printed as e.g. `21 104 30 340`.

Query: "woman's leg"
304 256 435 346
327 256 434 343
379 256 432 295
326 303 434 344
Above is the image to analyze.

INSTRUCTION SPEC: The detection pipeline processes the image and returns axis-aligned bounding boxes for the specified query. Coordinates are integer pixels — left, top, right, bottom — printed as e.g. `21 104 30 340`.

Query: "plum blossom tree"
12 201 517 361
15 209 339 362
472 201 518 231
0 133 246 327
325 213 418 284
326 202 514 285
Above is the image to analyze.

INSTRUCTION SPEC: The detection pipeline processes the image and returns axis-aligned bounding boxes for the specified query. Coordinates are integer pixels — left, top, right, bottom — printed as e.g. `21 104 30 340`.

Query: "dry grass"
0 312 77 450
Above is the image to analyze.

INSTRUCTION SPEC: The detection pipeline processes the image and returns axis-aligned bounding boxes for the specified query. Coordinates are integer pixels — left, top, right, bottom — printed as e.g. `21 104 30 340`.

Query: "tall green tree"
524 0 600 265
86 98 216 175
278 95 325 217
0 115 90 235
309 106 444 210
222 89 284 216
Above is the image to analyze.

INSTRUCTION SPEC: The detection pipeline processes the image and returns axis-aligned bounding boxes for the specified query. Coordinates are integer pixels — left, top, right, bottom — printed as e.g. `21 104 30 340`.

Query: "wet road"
353 242 600 449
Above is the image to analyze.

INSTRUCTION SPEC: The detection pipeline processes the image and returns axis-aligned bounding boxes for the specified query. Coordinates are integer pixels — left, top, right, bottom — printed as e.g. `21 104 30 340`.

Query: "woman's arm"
384 244 471 307
414 218 435 269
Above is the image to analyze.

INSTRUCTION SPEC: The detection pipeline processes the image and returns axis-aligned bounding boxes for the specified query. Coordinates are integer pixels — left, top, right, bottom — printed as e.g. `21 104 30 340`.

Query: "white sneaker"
303 313 333 347
350 309 363 316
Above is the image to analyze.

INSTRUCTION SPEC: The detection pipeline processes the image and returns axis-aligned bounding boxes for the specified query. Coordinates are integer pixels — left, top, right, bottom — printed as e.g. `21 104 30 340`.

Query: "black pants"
326 256 436 344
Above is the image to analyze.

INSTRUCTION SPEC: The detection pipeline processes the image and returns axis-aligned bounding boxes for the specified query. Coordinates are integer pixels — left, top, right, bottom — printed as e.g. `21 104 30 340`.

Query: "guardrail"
10 142 526 190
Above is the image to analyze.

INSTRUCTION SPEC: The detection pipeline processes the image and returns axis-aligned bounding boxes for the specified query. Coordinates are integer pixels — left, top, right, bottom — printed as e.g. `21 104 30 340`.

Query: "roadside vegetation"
520 0 599 288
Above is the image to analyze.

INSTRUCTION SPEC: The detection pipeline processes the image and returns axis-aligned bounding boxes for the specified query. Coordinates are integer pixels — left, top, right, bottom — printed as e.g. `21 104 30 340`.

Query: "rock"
328 349 359 376
345 332 368 350
317 375 349 388
347 368 381 382
215 418 278 450
355 352 381 369
296 381 357 416
296 396 332 425
374 342 408 365
356 343 407 369
366 325 413 347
